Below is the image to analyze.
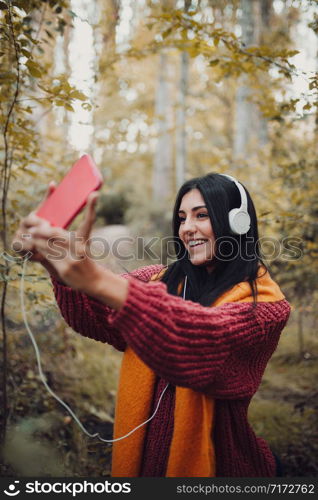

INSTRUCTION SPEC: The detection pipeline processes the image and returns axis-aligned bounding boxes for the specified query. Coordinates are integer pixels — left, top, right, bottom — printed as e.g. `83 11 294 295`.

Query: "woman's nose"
182 217 196 233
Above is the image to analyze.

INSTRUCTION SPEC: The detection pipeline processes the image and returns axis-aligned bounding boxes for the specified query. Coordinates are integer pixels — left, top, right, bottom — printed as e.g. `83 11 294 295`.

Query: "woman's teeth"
189 239 207 247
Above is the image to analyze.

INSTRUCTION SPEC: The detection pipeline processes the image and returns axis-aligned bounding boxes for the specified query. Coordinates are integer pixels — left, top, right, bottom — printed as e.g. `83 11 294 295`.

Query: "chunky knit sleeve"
52 264 165 352
109 277 291 397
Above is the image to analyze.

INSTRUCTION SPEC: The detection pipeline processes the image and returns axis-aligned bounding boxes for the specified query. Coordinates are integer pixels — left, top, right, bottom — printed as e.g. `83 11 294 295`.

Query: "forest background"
0 0 317 477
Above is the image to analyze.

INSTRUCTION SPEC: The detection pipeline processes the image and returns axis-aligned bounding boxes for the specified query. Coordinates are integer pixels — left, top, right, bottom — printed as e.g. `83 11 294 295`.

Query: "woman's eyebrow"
178 205 207 213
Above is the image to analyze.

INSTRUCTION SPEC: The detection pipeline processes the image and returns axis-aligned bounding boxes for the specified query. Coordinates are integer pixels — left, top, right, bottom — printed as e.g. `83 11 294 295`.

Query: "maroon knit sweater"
52 264 291 477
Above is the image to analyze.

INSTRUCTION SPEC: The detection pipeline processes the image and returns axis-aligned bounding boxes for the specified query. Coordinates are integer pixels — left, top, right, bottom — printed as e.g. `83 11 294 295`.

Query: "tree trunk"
257 0 272 146
235 0 272 154
175 0 191 189
315 42 318 136
233 0 256 159
152 52 173 202
62 20 72 146
175 51 188 189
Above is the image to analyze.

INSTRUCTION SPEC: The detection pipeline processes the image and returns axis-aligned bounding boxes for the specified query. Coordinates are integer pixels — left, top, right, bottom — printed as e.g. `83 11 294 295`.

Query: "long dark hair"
161 173 267 306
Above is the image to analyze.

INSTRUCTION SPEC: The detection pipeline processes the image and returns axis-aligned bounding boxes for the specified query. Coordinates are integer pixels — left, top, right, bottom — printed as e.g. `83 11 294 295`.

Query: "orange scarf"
111 266 285 477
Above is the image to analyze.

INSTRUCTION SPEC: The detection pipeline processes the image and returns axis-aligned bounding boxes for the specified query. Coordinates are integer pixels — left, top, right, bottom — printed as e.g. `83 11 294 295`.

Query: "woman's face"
178 189 215 268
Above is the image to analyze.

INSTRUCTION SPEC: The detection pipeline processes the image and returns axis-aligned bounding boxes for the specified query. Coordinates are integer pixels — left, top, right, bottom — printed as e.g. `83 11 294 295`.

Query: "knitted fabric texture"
52 264 291 477
140 377 175 476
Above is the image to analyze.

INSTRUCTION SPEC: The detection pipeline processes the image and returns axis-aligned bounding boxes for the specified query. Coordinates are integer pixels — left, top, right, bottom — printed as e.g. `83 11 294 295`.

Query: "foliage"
0 0 92 443
96 192 129 225
249 315 318 476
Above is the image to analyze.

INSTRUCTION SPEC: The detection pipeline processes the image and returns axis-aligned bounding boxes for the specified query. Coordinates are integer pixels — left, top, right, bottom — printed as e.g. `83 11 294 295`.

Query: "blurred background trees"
1 0 317 477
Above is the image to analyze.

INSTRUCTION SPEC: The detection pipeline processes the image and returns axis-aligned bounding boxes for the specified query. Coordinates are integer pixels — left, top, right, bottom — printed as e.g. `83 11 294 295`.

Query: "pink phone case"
36 154 103 228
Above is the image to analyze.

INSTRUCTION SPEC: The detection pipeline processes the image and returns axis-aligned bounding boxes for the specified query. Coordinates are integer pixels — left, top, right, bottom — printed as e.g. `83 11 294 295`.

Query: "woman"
13 173 291 477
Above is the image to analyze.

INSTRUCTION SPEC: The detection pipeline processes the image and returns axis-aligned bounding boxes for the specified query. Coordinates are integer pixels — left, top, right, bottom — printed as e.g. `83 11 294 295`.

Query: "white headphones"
220 174 251 235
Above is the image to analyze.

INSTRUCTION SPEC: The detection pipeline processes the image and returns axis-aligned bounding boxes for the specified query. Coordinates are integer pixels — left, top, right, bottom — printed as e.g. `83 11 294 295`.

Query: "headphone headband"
220 174 251 235
220 174 248 212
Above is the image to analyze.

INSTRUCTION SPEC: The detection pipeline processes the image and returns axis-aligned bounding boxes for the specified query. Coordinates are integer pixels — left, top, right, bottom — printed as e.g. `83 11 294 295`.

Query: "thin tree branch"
0 0 21 443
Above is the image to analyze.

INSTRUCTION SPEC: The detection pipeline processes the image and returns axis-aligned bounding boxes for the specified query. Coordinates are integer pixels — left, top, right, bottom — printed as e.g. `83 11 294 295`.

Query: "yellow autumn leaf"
26 60 42 78
69 90 87 101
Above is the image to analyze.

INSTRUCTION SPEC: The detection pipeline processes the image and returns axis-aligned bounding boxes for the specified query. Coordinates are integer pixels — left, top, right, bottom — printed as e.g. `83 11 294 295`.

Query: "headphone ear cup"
228 208 251 235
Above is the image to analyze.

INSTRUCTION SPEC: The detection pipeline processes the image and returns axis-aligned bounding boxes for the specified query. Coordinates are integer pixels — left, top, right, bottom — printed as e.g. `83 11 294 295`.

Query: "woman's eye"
178 213 208 223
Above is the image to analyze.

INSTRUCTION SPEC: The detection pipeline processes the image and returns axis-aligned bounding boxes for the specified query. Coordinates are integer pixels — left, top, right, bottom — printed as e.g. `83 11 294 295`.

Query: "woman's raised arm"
51 264 164 352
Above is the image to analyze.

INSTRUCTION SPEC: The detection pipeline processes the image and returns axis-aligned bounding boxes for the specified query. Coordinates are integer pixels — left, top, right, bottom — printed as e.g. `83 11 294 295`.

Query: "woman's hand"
26 197 102 291
12 186 99 286
12 182 60 278
12 188 128 308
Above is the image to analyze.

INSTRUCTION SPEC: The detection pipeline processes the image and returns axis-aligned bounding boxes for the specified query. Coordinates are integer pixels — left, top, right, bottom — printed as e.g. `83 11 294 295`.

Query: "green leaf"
21 48 31 58
24 33 38 45
60 81 71 92
26 60 42 78
37 83 50 93
20 38 29 47
81 102 92 111
286 50 300 57
64 102 74 112
162 27 172 39
12 0 32 12
69 90 87 101
209 59 219 66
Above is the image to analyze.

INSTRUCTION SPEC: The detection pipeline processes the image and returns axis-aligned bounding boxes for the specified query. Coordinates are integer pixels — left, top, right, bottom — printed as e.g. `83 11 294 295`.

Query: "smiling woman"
12 172 291 477
161 173 260 306
178 189 216 269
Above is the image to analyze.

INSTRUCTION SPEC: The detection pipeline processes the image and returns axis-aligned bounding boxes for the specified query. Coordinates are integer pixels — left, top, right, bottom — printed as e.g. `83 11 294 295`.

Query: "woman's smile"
178 189 215 267
188 239 208 248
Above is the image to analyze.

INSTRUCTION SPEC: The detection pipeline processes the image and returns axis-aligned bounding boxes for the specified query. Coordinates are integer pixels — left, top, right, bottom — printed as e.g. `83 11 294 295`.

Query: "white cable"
183 275 187 300
19 257 172 443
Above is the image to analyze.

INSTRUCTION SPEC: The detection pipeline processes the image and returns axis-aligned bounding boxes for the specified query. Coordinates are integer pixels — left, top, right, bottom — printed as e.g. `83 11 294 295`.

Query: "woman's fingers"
76 192 99 241
27 224 87 263
28 223 65 240
19 213 49 232
12 231 33 253
31 235 65 261
12 216 54 255
12 185 98 271
12 182 57 261
11 229 45 262
13 215 48 248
